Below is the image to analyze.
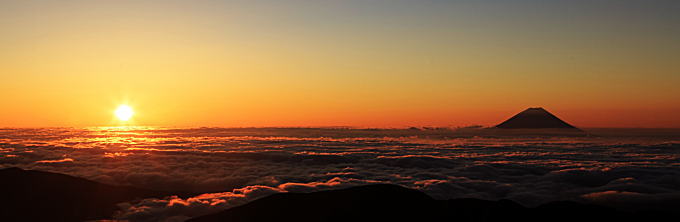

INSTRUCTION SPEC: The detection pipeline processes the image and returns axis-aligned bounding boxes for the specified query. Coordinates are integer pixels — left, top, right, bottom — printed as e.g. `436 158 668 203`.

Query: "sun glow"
114 105 134 121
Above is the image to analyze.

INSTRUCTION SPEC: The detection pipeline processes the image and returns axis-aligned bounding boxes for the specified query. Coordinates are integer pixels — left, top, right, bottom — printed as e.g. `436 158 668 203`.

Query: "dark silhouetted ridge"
0 167 168 222
188 184 676 222
496 107 578 129
188 184 443 222
2 168 676 222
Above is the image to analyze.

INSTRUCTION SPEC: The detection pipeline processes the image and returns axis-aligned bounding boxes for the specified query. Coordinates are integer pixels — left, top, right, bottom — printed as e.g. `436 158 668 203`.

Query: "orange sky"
1 1 679 128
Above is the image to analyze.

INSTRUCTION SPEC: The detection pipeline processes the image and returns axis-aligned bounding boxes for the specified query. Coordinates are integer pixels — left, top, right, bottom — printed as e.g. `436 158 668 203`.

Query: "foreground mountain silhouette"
2 168 676 221
0 167 169 222
496 107 579 129
189 184 675 222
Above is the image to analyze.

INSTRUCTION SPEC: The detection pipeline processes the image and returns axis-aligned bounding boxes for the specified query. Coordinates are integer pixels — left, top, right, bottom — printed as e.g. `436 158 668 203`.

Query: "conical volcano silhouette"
496 107 577 129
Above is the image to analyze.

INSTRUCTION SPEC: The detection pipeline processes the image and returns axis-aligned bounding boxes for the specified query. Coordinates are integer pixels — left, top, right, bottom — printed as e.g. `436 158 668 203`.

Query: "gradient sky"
1 0 679 127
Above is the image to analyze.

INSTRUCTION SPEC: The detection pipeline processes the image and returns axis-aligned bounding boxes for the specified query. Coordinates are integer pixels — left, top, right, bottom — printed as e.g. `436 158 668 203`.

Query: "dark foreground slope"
189 184 676 222
0 167 168 222
1 168 676 222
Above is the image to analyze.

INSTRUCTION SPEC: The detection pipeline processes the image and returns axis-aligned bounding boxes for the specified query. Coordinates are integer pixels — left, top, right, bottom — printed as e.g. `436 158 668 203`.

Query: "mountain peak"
496 108 578 129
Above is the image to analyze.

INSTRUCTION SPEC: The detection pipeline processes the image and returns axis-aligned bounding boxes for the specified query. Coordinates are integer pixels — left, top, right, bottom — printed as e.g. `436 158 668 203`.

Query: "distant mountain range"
1 167 675 222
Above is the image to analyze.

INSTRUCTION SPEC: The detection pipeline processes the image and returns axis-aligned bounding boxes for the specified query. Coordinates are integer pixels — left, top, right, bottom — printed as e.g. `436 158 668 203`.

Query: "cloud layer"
1 127 679 221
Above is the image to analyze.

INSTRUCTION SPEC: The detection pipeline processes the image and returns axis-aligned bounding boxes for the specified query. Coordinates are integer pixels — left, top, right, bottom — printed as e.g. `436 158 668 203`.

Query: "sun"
114 105 134 121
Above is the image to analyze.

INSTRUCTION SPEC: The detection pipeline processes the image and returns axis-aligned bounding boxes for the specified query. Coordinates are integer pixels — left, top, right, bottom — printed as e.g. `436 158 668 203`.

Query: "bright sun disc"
115 105 134 121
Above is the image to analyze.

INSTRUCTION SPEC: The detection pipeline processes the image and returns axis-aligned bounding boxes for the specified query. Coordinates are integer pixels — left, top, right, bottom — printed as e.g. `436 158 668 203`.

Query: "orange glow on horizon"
0 1 678 128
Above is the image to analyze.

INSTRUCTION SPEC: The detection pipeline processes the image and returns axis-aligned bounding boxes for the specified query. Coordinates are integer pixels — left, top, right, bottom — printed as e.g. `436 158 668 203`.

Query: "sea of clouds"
1 127 679 221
